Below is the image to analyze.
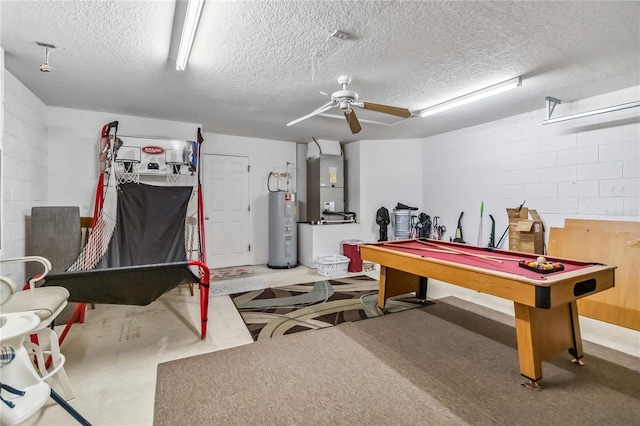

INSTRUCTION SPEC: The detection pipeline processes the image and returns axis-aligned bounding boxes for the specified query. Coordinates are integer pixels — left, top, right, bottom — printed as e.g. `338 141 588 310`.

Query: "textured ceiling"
1 1 639 143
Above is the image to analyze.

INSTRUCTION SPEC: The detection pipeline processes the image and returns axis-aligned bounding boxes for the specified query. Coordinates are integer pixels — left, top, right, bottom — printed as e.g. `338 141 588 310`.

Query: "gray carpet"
154 297 640 425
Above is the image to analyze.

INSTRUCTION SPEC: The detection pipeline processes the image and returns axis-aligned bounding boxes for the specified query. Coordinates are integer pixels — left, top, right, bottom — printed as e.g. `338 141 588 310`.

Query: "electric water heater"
267 191 298 268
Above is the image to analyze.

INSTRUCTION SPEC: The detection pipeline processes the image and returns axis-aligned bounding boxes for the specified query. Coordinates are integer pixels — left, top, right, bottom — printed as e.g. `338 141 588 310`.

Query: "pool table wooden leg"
417 277 428 302
377 266 421 310
514 301 583 388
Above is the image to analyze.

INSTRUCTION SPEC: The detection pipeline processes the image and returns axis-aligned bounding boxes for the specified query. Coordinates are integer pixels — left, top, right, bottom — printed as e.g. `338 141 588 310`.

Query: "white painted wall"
1 47 4 258
420 121 503 245
1 71 48 285
200 132 297 265
423 85 640 250
298 222 361 267
343 141 360 220
47 107 200 216
296 143 308 222
358 138 424 243
0 47 4 287
306 139 342 157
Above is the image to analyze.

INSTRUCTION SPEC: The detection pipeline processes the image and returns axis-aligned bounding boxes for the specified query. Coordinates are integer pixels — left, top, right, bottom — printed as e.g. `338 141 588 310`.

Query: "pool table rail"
360 242 615 310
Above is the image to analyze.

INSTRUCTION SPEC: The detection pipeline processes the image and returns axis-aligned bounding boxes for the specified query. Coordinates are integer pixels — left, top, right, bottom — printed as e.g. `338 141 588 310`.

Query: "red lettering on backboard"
142 146 165 154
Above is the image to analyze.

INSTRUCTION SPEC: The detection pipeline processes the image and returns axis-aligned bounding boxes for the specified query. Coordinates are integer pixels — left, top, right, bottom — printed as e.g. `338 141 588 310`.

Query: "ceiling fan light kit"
286 76 412 134
176 0 205 71
419 76 522 117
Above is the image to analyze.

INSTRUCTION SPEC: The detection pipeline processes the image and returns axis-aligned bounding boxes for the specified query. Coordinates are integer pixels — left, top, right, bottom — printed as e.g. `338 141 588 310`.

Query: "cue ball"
536 256 546 264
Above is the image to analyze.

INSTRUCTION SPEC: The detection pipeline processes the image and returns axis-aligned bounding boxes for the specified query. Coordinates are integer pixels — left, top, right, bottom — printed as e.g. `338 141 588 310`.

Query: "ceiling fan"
286 76 412 134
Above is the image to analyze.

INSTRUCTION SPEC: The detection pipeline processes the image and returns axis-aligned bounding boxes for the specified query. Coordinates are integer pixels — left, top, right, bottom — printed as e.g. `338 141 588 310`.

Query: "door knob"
205 216 210 220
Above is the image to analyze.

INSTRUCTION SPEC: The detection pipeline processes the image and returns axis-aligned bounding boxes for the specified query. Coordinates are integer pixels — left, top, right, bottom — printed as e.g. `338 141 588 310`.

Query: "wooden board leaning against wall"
548 219 640 331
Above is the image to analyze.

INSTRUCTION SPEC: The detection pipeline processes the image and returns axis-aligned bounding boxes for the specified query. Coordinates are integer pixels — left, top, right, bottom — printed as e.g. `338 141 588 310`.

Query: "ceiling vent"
330 30 352 40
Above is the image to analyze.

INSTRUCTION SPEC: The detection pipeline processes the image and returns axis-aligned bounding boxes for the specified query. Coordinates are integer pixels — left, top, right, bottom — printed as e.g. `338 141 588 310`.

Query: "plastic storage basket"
315 254 351 277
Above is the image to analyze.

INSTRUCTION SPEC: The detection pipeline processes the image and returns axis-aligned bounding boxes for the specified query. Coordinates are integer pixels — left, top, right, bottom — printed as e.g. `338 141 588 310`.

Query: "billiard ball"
536 256 546 264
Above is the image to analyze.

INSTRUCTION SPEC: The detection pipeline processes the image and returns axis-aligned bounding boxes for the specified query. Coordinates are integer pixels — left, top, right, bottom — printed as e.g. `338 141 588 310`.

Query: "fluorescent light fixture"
419 77 522 117
543 98 640 125
176 0 205 71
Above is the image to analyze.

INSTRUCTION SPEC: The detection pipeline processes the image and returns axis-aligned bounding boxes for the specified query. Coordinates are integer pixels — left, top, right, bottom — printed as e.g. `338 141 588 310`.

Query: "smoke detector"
37 41 62 72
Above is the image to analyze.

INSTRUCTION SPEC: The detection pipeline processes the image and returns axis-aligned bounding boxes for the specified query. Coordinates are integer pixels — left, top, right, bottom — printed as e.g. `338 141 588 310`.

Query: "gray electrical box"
307 154 344 222
267 191 298 268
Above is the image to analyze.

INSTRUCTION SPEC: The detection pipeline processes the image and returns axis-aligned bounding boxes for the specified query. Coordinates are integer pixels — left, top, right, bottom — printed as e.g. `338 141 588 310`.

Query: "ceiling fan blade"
287 101 336 127
345 109 362 134
362 101 412 118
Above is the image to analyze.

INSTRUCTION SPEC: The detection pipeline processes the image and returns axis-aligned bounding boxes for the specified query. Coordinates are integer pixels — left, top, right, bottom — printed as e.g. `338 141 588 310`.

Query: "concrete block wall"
423 85 640 250
1 71 48 285
1 48 4 257
497 86 639 230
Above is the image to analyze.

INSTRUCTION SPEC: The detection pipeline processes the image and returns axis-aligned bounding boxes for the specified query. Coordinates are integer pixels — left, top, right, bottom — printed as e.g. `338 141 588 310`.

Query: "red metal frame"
189 260 210 339
198 184 206 262
56 123 211 346
196 128 207 263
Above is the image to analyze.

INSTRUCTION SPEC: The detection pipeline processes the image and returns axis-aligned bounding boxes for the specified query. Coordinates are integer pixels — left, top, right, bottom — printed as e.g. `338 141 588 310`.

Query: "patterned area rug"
210 266 254 282
232 275 429 341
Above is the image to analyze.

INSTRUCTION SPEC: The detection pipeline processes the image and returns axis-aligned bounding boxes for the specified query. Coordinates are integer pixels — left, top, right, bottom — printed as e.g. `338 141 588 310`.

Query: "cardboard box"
507 207 545 254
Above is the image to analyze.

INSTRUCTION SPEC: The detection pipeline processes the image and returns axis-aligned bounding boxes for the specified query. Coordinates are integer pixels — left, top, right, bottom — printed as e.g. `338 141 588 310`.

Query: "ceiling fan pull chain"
310 31 333 85
311 51 323 86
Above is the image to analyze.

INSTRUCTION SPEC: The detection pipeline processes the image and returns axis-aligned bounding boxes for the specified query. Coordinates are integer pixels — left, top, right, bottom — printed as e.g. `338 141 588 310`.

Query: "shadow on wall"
556 116 640 135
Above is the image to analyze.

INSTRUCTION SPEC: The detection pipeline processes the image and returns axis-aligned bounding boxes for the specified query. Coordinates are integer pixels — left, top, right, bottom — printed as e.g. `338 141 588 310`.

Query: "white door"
202 154 250 268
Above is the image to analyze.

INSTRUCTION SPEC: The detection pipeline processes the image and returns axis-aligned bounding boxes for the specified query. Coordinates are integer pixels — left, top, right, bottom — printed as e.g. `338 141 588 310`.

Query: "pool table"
359 238 616 388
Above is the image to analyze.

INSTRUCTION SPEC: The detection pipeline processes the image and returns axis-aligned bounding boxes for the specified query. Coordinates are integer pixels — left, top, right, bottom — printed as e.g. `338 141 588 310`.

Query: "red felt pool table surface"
359 238 616 386
372 239 590 280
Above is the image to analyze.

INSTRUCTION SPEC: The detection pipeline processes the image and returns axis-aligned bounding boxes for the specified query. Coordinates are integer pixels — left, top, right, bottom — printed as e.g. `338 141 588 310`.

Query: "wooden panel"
564 218 640 233
548 226 640 330
80 216 93 247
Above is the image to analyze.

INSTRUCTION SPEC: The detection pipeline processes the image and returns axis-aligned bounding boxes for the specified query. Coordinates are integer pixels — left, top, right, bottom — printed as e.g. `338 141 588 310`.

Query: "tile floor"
29 265 640 425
